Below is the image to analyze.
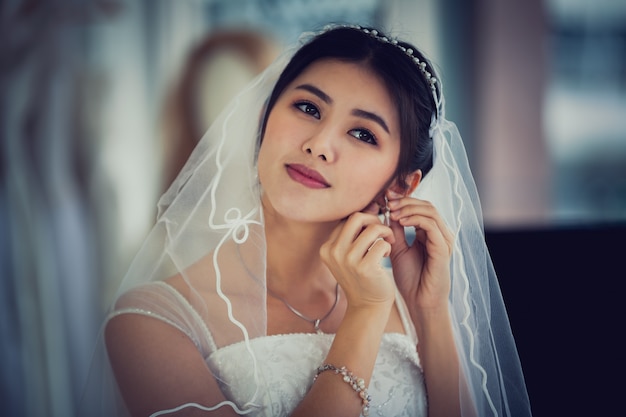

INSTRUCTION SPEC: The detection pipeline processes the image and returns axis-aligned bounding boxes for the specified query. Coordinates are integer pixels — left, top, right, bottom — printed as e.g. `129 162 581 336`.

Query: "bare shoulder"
105 309 192 355
105 304 234 416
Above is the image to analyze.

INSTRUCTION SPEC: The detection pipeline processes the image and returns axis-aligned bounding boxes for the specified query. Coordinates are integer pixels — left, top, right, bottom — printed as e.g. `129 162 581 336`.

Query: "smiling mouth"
285 164 330 189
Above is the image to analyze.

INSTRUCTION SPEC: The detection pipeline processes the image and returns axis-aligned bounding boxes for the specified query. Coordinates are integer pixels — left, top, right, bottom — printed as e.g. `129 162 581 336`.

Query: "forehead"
290 58 388 96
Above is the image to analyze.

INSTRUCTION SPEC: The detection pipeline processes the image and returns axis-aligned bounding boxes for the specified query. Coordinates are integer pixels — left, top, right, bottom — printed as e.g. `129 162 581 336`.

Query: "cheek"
342 159 396 202
257 118 283 175
256 141 275 187
263 107 298 142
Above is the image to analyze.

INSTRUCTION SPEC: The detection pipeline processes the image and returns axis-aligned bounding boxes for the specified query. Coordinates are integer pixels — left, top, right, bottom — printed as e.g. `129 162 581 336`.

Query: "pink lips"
286 164 330 189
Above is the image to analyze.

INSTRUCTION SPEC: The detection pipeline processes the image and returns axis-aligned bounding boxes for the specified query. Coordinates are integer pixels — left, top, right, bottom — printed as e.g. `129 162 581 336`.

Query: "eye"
348 128 378 145
294 101 320 119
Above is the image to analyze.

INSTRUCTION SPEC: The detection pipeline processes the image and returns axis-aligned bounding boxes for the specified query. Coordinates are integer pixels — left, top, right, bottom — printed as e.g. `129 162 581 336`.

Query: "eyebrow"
295 83 390 134
295 84 332 104
351 109 390 134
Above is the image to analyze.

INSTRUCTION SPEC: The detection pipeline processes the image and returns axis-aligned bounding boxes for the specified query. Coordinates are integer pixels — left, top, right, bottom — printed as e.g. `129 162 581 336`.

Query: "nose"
304 147 327 161
302 127 336 162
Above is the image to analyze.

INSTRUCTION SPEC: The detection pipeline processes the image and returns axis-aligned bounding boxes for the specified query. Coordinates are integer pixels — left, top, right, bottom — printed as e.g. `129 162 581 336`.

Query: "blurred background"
1 0 624 416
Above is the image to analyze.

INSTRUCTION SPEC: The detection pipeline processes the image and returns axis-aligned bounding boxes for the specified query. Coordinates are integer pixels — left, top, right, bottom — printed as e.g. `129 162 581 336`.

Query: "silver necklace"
267 283 340 334
235 243 340 334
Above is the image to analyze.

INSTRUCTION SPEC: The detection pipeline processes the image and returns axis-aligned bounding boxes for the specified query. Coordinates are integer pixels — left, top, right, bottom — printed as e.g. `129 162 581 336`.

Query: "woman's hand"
320 210 396 310
386 192 464 417
386 191 455 314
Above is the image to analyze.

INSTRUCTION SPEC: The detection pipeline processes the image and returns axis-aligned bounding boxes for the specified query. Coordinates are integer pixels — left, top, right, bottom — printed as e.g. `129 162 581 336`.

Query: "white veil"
419 116 531 416
80 26 532 417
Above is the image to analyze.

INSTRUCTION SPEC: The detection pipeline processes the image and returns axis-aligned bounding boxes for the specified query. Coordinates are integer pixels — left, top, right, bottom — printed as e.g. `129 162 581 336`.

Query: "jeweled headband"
320 24 444 130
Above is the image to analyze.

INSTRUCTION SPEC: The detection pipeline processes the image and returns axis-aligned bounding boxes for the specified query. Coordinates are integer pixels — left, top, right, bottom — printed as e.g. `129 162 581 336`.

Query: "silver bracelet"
314 364 372 416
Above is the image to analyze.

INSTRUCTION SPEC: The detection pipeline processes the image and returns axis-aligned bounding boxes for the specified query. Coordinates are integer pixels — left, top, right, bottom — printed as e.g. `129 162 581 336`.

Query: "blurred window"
544 0 626 223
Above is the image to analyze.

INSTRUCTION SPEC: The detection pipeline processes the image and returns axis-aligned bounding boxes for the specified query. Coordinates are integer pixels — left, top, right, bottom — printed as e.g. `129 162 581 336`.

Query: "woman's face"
258 59 401 223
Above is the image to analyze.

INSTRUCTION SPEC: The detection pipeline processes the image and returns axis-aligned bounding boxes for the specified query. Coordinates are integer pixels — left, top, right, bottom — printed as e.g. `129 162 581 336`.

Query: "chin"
265 200 332 224
262 191 368 224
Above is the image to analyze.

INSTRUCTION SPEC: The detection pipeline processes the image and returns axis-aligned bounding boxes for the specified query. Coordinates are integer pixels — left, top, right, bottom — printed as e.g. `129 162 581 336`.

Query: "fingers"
386 194 454 257
385 214 410 259
327 212 395 262
320 212 394 282
320 211 397 308
367 237 384 252
364 234 391 258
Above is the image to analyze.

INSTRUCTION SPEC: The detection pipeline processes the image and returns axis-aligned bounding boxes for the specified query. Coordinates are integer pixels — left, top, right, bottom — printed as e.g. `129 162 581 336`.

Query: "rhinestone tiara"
321 24 443 122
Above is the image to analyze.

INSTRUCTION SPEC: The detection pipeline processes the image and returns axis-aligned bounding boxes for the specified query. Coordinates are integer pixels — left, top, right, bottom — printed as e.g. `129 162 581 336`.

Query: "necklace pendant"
267 283 339 335
314 319 323 334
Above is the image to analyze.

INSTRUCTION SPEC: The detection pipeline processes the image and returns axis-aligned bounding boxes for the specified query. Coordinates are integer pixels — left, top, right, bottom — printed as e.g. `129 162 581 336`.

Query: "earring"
383 195 390 226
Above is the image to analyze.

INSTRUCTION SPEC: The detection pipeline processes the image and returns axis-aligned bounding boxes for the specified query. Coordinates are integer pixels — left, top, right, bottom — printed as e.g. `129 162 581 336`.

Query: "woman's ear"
407 170 422 195
389 170 422 197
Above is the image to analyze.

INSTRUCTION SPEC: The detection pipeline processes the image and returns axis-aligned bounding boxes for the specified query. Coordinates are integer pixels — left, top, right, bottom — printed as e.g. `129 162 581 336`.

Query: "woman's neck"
263 202 338 294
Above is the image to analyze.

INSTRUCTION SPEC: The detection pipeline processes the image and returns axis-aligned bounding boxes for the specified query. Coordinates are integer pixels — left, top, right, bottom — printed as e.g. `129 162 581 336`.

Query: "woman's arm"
106 313 240 417
290 303 391 417
290 211 397 417
386 193 462 417
412 307 461 417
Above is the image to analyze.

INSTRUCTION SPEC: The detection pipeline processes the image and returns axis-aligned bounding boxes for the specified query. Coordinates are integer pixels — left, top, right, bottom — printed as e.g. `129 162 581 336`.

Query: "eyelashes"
294 101 320 119
348 129 377 145
293 100 379 146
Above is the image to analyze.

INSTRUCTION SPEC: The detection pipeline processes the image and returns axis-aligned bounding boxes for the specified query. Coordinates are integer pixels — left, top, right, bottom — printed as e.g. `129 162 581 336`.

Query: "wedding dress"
111 281 428 417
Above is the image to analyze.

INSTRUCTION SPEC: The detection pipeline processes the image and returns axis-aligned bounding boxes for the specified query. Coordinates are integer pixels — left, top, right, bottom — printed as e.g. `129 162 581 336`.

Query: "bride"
81 25 532 417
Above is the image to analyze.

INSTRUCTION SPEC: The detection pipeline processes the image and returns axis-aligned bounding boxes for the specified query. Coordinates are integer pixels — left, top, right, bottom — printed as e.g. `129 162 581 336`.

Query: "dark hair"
259 26 440 191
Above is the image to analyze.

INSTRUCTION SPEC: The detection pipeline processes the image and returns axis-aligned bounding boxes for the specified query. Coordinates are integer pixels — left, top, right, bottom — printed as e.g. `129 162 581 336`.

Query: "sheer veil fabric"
80 27 532 417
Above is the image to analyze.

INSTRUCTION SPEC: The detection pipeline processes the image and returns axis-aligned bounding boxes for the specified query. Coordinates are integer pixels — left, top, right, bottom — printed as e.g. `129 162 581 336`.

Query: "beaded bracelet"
314 364 372 416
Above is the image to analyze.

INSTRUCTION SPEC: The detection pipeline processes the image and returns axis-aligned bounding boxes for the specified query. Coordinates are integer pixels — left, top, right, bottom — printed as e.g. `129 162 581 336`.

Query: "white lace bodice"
112 282 427 417
207 332 427 417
